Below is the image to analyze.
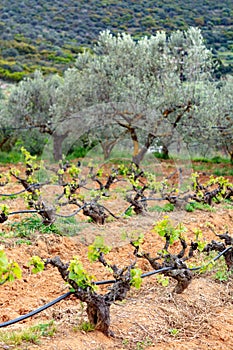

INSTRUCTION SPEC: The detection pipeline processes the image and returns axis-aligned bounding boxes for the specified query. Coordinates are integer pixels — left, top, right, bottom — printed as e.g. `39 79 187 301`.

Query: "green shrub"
153 151 169 160
66 146 91 159
0 68 27 82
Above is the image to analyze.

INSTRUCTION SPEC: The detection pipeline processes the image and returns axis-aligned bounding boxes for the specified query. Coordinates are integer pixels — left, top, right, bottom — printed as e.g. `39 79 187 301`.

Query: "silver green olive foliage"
6 28 232 160
73 28 215 142
75 28 213 102
76 28 221 160
8 71 62 130
213 76 233 161
7 71 64 159
190 75 233 160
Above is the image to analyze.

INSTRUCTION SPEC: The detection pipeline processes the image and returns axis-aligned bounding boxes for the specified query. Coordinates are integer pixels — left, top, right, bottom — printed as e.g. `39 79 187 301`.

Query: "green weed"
124 206 134 217
185 202 215 212
213 167 231 176
15 238 32 245
122 338 129 345
168 328 180 336
192 156 230 164
53 216 80 236
0 320 56 346
30 320 57 336
0 195 17 201
66 146 91 160
153 151 169 159
214 270 231 282
149 203 174 212
8 215 81 238
213 258 232 282
76 321 95 332
9 215 60 237
222 199 233 209
135 337 153 350
192 163 212 172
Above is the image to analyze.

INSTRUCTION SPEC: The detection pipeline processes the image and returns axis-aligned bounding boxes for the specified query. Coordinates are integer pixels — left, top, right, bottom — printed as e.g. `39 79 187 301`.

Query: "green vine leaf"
131 233 144 247
153 217 186 245
28 256 45 274
193 228 206 252
67 164 80 178
88 236 111 262
0 204 9 215
156 274 169 287
0 249 22 284
130 268 142 289
68 256 96 291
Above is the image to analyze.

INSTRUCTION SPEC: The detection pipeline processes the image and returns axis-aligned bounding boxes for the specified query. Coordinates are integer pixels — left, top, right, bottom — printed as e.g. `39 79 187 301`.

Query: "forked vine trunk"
46 256 134 336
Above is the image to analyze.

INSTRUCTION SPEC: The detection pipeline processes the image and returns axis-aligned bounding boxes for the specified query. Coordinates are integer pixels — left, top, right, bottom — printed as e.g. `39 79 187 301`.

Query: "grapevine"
0 149 233 340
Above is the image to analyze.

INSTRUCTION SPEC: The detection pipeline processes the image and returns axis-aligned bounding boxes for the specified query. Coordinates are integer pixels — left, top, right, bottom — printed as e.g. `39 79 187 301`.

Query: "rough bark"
203 235 233 271
132 132 156 167
46 255 134 337
126 185 148 215
144 252 193 294
0 212 8 223
36 200 56 225
166 269 193 294
83 203 108 224
133 237 196 294
53 131 69 161
86 297 111 335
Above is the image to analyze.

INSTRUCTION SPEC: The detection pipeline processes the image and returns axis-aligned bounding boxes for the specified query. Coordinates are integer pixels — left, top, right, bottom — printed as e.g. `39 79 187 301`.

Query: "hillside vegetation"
0 0 233 81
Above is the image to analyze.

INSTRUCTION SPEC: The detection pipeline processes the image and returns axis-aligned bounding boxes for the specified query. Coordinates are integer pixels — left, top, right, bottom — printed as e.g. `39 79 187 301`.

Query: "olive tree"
174 80 221 158
7 28 218 163
7 71 66 160
70 27 216 164
214 76 233 162
7 68 97 160
187 76 233 161
0 84 17 152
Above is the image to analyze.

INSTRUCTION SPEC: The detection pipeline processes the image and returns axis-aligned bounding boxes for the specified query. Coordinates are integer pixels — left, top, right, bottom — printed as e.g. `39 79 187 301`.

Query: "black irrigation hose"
0 291 72 328
190 246 233 271
55 205 87 218
8 210 40 215
0 266 173 328
0 248 232 328
141 266 173 278
0 182 50 197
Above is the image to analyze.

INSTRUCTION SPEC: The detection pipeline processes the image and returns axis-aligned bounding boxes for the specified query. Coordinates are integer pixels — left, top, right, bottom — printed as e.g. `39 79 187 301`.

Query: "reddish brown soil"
0 161 233 350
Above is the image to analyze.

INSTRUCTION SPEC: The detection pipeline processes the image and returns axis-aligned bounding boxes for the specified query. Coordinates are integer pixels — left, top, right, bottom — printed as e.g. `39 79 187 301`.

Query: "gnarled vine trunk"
46 256 134 337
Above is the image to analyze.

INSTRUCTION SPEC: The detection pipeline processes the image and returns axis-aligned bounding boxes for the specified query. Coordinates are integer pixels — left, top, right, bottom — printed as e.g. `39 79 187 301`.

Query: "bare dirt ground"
0 161 233 350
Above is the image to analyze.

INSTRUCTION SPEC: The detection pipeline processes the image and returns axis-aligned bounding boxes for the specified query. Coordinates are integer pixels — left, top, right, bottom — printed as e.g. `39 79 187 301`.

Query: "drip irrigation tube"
0 248 231 328
190 246 232 271
0 266 173 328
0 291 72 328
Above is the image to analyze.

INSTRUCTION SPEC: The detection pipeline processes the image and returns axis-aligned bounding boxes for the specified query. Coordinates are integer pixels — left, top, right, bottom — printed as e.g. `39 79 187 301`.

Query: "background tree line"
1 28 232 164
